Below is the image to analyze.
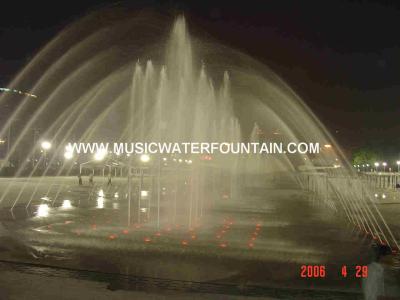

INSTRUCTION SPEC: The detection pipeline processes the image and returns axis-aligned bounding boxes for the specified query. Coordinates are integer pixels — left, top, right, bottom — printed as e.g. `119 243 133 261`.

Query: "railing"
297 172 400 252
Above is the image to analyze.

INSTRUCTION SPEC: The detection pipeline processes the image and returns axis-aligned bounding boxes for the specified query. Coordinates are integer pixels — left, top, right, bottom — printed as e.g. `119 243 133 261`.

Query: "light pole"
374 162 380 172
397 161 400 173
382 162 387 173
40 140 52 167
138 154 150 224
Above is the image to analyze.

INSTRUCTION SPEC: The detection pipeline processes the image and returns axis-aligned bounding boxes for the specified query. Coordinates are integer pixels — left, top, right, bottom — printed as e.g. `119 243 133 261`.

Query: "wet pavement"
0 176 399 298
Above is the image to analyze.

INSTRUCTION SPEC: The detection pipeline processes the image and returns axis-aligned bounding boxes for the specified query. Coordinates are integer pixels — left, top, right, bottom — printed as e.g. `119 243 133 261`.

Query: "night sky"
1 0 400 156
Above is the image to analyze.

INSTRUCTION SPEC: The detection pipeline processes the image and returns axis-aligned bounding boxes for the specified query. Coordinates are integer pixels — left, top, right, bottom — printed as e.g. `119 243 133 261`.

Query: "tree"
352 148 378 165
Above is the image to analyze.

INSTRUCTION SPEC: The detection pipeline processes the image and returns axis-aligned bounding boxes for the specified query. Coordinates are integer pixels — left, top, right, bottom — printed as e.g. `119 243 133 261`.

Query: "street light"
382 162 387 172
64 151 73 160
140 154 150 163
374 162 379 172
94 149 107 161
41 141 51 150
40 140 52 168
397 161 400 173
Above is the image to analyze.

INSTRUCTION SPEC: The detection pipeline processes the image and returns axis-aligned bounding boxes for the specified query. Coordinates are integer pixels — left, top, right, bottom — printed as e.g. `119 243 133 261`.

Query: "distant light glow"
37 204 49 217
140 154 150 163
97 197 104 209
0 87 37 98
62 200 72 209
94 149 107 161
64 151 73 160
41 141 51 150
141 190 149 198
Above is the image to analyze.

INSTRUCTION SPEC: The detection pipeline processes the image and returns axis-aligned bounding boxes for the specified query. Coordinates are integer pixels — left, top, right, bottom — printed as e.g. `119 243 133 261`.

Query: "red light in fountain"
181 240 188 246
248 242 254 249
108 234 117 240
122 229 129 234
144 237 152 243
200 155 213 161
155 232 161 237
191 234 197 240
216 234 221 239
219 242 228 248
91 224 97 230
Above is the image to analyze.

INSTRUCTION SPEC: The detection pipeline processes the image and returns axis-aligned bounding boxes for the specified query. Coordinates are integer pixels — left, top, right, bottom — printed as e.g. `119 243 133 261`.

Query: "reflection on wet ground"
0 177 399 296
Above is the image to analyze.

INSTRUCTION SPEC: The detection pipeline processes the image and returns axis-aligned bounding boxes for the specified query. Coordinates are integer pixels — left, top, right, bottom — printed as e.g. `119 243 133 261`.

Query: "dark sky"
1 0 400 154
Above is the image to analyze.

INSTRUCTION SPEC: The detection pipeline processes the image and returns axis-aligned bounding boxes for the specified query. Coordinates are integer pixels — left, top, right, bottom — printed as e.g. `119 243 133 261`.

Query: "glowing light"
141 190 149 198
94 149 107 161
0 87 37 98
37 204 49 217
382 162 387 167
324 144 332 149
162 157 167 161
219 242 228 248
140 207 147 213
64 151 73 160
397 161 400 165
61 200 72 209
140 154 150 163
382 194 386 199
41 141 51 150
374 162 380 167
97 197 104 209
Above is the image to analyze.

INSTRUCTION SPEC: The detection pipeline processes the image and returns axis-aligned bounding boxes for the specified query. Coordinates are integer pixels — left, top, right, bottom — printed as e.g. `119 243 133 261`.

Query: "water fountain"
0 10 398 291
